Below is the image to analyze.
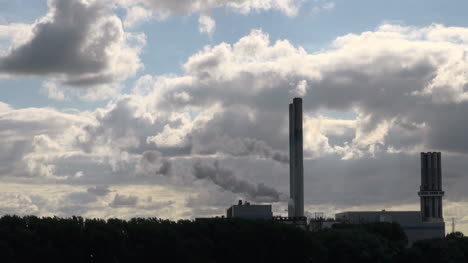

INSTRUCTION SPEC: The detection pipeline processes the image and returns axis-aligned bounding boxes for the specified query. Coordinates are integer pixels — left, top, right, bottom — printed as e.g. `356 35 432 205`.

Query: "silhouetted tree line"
0 215 466 262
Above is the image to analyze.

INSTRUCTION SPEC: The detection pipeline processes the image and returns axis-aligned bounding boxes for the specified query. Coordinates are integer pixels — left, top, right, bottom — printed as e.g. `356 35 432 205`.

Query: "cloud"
66 191 98 204
322 2 335 10
0 23 33 54
0 0 144 91
123 5 154 28
0 193 40 215
156 25 468 158
137 151 172 176
110 194 139 207
2 23 467 167
191 131 289 164
198 15 216 36
118 0 303 17
290 79 308 97
311 1 335 15
0 103 93 178
0 183 186 219
115 0 304 29
87 186 112 196
40 80 68 101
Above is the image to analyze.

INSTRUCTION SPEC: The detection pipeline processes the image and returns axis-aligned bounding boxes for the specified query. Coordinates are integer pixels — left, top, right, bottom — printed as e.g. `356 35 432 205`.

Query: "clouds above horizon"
0 0 144 96
117 0 303 19
1 22 468 231
0 0 308 100
148 24 468 158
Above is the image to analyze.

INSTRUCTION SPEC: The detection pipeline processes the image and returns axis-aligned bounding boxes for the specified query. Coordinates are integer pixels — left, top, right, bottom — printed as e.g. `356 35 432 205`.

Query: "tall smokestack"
289 98 304 217
288 103 296 217
419 152 444 222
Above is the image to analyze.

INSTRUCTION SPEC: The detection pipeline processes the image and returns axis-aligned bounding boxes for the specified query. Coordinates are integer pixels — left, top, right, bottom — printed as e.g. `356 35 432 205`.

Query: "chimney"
289 98 304 217
418 152 444 222
288 103 296 217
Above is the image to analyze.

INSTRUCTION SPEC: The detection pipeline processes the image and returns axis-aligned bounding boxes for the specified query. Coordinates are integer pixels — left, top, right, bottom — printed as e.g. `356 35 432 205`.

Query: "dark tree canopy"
0 215 465 263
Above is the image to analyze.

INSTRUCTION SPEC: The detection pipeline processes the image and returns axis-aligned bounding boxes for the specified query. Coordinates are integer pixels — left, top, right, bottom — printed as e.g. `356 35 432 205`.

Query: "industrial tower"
288 98 304 217
419 152 445 222
335 152 446 244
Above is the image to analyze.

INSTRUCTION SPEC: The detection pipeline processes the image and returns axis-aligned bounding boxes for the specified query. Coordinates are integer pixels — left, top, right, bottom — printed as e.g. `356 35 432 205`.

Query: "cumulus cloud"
156 25 468 158
0 103 93 178
0 193 40 215
198 14 216 36
137 151 172 176
40 80 68 101
123 5 154 28
0 0 144 91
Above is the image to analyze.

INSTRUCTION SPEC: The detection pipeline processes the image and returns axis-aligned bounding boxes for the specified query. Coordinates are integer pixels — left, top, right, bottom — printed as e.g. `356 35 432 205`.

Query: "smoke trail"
192 161 286 202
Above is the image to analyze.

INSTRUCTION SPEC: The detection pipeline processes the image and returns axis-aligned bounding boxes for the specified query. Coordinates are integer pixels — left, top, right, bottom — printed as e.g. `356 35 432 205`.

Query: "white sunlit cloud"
117 0 304 34
198 14 216 37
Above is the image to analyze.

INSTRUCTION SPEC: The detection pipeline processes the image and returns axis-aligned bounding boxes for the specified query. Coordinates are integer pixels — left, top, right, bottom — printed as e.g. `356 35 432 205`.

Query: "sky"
0 0 468 233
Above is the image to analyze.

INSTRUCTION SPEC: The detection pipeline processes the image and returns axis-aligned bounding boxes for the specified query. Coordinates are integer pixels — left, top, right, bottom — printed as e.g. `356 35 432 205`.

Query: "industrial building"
335 152 446 244
221 97 446 244
335 211 445 244
226 200 273 219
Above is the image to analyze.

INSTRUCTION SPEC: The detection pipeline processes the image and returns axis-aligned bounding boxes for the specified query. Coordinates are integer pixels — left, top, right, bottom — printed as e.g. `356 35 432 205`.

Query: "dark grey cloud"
424 103 468 153
192 161 286 202
185 189 238 208
139 200 175 210
302 151 468 209
87 185 112 196
189 106 289 161
0 139 31 177
77 96 286 164
66 191 98 204
75 97 194 156
139 151 172 176
0 0 142 87
77 98 165 153
110 194 138 207
0 0 106 75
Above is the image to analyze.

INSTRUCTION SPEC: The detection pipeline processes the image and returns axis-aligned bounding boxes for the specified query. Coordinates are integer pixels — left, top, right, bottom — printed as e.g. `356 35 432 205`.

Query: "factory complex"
225 97 446 244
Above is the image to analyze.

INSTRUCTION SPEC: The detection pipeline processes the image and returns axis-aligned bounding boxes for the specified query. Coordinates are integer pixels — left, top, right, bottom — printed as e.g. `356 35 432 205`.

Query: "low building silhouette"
226 200 273 219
